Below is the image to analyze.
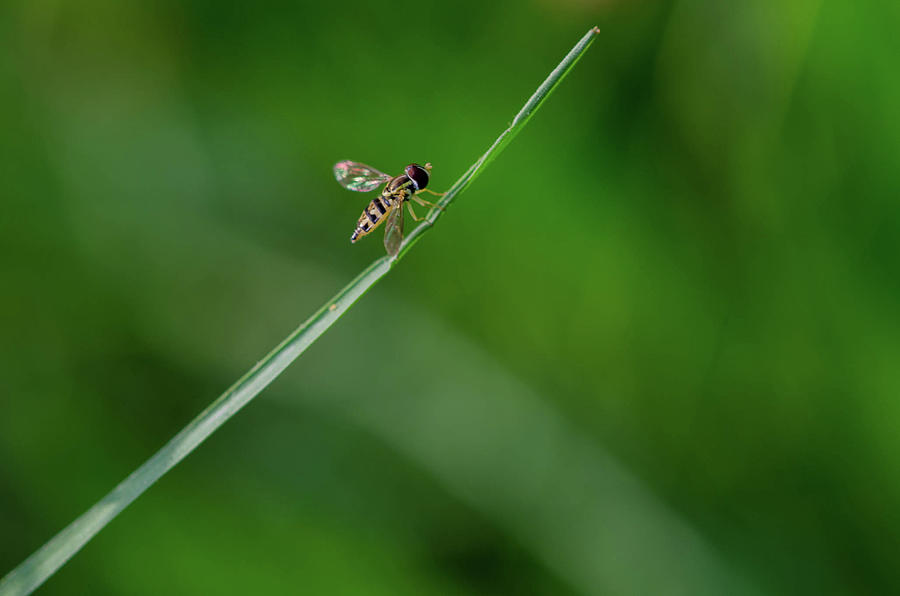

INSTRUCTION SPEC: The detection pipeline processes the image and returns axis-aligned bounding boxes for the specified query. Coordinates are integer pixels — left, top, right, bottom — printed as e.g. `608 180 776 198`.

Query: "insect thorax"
384 174 414 200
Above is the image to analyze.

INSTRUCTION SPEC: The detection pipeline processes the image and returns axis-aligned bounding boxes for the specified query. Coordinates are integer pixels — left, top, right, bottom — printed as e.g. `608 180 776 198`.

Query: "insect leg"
406 202 423 221
412 193 444 210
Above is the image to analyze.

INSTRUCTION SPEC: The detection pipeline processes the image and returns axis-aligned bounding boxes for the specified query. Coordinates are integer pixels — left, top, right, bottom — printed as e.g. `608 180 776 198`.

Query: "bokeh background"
2 1 899 594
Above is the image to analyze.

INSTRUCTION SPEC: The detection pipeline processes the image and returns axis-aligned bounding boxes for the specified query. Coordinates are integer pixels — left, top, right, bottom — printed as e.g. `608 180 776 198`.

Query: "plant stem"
0 26 599 596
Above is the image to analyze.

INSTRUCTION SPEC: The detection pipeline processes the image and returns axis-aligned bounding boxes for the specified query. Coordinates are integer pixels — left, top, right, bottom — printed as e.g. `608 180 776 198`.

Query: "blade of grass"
399 26 599 258
0 26 600 596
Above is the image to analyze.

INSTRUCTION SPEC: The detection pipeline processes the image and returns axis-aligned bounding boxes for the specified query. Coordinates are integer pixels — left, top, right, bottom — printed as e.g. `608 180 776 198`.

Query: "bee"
333 160 444 257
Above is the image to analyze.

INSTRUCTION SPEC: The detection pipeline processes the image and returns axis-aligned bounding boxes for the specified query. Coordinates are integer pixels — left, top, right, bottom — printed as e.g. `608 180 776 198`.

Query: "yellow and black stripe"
350 176 413 242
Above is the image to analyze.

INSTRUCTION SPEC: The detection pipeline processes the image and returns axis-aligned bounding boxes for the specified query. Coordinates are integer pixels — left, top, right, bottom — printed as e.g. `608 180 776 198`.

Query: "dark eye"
405 164 429 190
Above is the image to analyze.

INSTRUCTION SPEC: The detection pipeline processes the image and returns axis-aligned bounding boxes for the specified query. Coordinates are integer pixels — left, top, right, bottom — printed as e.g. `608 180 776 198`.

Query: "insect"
333 160 444 257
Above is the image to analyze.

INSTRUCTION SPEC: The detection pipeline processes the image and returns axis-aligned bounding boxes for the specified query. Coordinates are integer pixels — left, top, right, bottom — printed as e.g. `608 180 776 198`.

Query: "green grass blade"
398 26 600 259
0 26 599 596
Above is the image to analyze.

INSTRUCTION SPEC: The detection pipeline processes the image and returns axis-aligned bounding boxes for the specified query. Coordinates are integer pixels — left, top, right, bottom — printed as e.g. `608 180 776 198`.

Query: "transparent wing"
383 202 404 257
333 160 391 192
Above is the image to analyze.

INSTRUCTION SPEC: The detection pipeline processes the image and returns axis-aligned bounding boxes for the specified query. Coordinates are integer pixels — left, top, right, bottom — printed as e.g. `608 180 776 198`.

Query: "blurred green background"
2 0 899 594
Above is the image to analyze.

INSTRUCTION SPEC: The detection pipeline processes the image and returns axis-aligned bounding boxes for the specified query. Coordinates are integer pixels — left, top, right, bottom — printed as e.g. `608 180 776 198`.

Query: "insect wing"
383 202 404 257
333 161 391 192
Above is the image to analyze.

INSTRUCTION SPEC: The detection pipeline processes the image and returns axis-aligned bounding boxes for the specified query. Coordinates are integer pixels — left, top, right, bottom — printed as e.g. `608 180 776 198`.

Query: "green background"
2 1 899 594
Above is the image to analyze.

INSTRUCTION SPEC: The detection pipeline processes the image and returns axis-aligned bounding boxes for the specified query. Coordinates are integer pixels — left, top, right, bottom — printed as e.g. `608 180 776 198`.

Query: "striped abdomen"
350 181 411 242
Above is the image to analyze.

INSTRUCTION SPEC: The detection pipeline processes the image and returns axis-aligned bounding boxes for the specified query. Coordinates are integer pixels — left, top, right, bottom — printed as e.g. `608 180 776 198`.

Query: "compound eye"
405 164 429 190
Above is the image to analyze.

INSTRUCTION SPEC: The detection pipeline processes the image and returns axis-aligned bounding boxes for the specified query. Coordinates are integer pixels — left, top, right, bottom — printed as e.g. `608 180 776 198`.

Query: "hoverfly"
333 160 444 257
